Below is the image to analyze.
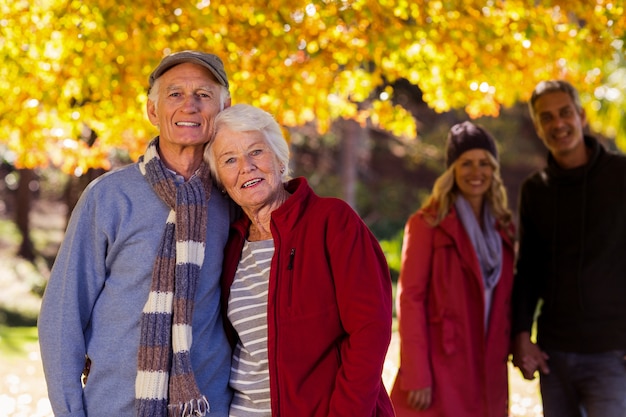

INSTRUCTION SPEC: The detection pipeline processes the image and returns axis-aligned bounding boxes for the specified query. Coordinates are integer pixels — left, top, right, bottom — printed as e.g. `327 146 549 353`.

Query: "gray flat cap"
149 50 229 89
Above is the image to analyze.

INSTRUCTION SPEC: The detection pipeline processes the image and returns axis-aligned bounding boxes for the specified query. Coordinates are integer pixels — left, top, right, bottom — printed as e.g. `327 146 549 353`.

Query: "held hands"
511 332 550 380
407 387 432 411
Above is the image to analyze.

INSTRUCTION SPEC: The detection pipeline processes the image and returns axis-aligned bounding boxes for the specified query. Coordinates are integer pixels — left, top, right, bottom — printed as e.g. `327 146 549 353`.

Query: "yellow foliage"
370 100 417 138
0 0 625 173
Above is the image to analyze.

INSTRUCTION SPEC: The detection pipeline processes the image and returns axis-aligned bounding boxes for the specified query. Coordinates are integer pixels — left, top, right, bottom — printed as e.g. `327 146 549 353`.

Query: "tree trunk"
63 168 106 226
339 118 362 210
16 168 35 261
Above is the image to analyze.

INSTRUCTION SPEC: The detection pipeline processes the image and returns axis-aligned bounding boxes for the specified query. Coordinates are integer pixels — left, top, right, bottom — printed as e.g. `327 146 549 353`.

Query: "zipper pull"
287 248 296 270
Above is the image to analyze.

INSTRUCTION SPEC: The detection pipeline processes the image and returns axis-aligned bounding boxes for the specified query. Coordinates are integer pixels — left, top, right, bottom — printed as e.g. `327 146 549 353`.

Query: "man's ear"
580 108 588 128
147 100 158 126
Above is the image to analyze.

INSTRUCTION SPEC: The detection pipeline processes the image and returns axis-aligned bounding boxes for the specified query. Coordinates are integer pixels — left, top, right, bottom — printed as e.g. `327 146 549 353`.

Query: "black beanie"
445 121 498 167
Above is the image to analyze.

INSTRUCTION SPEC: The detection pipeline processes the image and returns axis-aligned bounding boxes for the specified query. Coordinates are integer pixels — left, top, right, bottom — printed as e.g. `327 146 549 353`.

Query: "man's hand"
512 332 550 380
407 387 432 411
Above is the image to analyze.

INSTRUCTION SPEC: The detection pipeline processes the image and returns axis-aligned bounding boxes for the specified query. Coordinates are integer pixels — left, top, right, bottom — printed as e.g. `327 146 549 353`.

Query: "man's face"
147 62 224 150
532 91 587 161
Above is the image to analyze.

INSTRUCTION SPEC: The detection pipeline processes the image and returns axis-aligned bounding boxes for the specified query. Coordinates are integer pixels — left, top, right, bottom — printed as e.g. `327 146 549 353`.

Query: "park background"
1 1 625 416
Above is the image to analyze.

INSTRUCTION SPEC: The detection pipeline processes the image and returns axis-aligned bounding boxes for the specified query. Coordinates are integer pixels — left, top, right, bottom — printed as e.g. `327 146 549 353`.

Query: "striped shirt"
228 239 274 417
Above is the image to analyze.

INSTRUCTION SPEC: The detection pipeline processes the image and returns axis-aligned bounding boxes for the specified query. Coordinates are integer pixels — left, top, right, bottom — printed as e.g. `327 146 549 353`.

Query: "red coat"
221 177 395 417
390 208 514 417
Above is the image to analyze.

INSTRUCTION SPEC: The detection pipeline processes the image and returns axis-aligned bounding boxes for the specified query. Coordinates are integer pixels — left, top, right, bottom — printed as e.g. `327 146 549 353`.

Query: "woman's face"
211 127 284 211
453 149 494 204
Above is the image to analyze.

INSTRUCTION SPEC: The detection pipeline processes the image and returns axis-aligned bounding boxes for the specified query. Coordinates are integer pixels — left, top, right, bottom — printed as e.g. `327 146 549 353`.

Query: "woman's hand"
407 387 432 411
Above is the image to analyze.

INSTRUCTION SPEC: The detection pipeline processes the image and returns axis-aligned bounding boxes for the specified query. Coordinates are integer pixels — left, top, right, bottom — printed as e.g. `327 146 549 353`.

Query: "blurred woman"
204 104 394 417
390 121 515 417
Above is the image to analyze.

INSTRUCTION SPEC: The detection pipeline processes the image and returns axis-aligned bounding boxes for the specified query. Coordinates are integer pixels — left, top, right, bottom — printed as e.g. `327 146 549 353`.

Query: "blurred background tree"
0 0 624 270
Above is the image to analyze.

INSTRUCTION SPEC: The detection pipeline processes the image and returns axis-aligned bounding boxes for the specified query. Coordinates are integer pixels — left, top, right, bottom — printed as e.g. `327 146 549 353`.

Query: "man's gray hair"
529 80 583 123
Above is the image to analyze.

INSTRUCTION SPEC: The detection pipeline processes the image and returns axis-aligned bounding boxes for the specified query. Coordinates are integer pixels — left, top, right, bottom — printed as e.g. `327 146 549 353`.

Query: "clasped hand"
511 332 550 380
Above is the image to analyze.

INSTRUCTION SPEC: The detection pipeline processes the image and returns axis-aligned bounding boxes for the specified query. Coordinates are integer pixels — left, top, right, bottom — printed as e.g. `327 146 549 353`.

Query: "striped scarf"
135 137 212 417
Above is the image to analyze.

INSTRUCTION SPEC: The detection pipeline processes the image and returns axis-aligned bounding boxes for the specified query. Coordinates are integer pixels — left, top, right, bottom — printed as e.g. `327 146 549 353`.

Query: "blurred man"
512 80 626 417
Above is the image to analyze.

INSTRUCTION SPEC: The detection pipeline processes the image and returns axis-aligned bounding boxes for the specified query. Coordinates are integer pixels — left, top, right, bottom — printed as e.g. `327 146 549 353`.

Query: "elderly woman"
390 122 515 417
204 104 394 417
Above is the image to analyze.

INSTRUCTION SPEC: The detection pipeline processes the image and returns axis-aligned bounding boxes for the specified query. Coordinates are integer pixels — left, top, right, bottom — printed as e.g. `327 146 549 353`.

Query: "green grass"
0 325 39 358
0 218 21 245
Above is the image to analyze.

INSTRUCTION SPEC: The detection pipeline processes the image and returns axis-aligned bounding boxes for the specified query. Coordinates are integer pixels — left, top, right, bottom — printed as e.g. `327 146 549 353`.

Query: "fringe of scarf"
135 137 212 417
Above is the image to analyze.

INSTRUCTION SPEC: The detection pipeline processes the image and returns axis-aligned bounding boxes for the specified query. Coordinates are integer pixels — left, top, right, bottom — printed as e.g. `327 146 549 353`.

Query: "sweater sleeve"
511 180 545 336
38 188 108 417
396 212 435 390
325 203 393 417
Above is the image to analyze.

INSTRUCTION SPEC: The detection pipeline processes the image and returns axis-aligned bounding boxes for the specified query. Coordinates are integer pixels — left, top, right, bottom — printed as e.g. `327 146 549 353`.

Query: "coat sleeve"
325 203 393 417
38 189 108 417
396 212 435 390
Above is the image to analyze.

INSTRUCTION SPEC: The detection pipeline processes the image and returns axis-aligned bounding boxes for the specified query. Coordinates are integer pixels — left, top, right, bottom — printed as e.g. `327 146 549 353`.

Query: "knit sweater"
38 163 234 417
512 135 626 352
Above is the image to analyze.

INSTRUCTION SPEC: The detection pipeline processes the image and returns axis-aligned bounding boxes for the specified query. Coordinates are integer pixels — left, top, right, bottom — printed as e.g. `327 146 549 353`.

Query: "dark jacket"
512 135 626 352
221 177 395 417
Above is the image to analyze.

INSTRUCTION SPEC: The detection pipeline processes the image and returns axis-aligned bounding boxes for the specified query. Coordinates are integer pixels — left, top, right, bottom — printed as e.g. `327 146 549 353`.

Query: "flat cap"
149 50 229 89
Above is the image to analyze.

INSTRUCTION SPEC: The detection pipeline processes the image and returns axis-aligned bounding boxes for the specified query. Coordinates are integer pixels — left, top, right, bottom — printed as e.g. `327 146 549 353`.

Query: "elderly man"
39 51 235 417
